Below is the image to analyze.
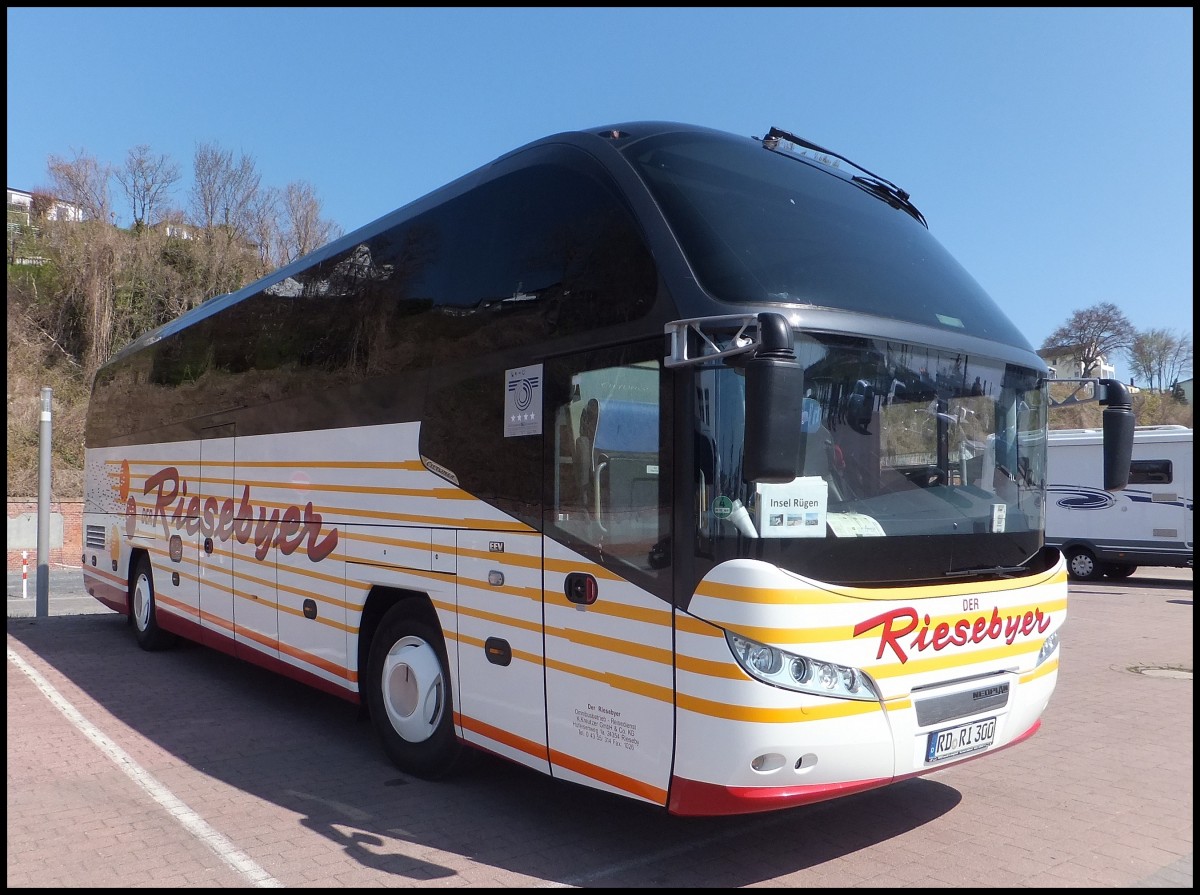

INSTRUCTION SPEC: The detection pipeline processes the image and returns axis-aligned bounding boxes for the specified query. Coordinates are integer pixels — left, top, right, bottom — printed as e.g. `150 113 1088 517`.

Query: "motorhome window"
1129 459 1172 485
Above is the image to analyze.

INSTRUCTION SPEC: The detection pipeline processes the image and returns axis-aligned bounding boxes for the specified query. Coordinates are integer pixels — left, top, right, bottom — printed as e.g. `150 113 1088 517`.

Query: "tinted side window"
90 150 659 446
1129 459 1172 485
420 154 660 526
415 157 657 351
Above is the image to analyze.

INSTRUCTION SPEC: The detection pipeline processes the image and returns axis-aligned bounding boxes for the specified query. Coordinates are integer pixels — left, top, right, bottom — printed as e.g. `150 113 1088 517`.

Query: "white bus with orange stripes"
81 122 1135 816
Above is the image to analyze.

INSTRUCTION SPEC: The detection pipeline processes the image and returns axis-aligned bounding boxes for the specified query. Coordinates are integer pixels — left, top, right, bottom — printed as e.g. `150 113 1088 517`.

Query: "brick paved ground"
7 568 1192 888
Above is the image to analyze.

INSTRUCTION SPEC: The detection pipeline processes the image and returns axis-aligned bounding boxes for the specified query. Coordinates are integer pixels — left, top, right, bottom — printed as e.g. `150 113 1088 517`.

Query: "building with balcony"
7 187 84 228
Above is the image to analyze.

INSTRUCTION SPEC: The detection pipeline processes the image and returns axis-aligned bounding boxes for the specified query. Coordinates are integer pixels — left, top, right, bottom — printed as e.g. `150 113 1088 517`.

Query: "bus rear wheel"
1065 547 1103 582
129 555 176 651
365 602 463 779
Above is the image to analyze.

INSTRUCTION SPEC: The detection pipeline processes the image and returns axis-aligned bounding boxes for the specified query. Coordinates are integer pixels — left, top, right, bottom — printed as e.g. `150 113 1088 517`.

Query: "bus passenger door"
197 424 239 652
455 529 549 774
541 347 676 809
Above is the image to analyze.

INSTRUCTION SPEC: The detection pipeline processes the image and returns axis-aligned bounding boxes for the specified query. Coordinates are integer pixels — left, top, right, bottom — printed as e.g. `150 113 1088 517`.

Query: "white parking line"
8 645 283 888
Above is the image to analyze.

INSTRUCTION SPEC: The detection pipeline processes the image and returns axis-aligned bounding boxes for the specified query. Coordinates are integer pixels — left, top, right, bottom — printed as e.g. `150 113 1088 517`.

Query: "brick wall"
6 500 83 570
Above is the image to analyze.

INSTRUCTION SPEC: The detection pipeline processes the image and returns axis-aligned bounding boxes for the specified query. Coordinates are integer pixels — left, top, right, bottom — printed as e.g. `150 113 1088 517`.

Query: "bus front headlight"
726 631 879 701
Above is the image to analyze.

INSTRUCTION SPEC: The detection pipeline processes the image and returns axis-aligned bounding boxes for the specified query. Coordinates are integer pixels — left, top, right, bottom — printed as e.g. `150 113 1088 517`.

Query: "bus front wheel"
365 602 463 779
1065 547 1103 582
129 555 176 651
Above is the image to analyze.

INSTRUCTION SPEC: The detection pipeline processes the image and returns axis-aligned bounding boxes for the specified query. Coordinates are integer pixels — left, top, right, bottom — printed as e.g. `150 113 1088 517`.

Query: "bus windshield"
694 331 1048 585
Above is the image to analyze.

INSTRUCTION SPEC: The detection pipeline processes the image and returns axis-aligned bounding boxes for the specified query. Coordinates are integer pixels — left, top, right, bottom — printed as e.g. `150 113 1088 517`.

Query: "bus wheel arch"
128 551 177 651
362 590 464 779
357 586 441 688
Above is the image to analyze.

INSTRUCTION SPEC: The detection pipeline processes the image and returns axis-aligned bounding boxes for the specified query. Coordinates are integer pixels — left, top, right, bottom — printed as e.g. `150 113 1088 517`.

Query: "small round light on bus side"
817 662 838 690
840 667 859 692
749 644 782 675
789 657 811 683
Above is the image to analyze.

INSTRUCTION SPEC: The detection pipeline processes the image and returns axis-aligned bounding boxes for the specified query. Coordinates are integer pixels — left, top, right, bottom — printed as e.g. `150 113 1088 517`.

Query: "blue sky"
6 8 1193 376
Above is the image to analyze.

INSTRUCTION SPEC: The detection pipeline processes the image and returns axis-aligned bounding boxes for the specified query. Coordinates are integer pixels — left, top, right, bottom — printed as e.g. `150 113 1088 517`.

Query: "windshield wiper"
848 176 928 227
759 126 928 227
943 564 1027 579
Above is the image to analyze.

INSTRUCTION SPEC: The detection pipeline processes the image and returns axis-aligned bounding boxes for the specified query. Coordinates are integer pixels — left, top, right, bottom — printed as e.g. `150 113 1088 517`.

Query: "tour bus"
80 122 1135 816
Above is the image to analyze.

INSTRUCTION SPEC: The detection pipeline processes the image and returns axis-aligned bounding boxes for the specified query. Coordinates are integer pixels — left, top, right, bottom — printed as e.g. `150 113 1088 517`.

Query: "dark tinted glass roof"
620 127 1032 351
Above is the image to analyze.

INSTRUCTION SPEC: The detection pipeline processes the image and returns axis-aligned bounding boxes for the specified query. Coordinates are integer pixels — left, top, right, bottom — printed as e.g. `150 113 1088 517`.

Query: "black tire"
1065 547 1103 582
129 555 176 651
365 602 463 779
1104 563 1138 580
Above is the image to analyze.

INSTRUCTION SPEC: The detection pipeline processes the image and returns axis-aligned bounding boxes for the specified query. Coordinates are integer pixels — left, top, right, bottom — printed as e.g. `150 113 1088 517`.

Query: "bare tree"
242 180 343 271
277 180 343 265
37 216 129 376
188 141 261 244
115 144 181 230
247 184 282 270
188 142 265 297
40 151 123 376
1128 328 1193 392
46 149 113 223
1043 302 1135 378
1168 334 1195 391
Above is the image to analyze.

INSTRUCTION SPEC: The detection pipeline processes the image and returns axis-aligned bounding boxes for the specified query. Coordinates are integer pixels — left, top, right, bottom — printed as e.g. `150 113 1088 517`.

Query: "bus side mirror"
1099 379 1135 491
743 313 804 483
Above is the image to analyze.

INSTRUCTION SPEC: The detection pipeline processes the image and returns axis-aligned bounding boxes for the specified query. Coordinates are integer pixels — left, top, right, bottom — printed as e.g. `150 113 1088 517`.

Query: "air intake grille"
916 681 1010 727
85 524 106 549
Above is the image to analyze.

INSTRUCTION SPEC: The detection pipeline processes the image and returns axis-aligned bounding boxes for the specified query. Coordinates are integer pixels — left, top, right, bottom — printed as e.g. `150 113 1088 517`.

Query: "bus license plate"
925 716 996 763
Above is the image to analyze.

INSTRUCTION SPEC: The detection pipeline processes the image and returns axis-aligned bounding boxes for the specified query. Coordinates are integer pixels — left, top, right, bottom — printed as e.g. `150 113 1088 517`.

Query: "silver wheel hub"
381 635 445 743
133 574 152 631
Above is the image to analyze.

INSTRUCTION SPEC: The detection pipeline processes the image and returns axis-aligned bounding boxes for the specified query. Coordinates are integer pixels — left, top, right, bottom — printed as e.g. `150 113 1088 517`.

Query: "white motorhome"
1046 425 1193 580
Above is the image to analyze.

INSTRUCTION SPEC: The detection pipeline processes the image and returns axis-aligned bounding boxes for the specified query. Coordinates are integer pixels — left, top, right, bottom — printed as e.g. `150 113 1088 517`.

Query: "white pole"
36 387 52 617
